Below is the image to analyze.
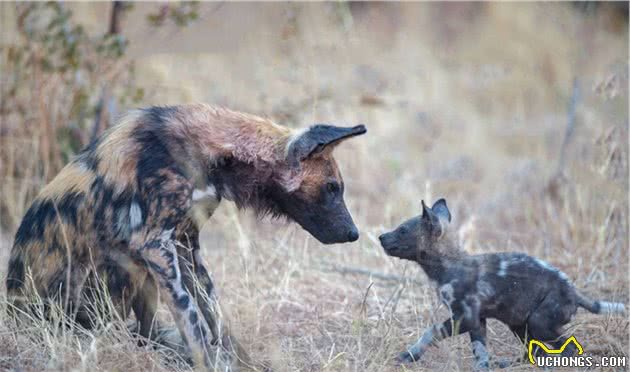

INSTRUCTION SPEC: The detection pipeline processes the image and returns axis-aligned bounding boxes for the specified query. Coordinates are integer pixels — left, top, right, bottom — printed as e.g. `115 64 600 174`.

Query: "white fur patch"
160 228 174 242
535 258 570 281
285 127 309 157
407 326 436 358
77 161 91 173
129 202 142 230
599 301 626 314
477 280 494 299
439 283 455 305
192 185 217 201
498 260 509 277
462 302 473 321
471 340 489 371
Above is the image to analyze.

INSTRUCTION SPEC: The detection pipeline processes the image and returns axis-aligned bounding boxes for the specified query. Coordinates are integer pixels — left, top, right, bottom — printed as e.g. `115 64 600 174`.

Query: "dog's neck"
179 104 293 165
417 237 467 283
145 104 295 218
207 156 282 217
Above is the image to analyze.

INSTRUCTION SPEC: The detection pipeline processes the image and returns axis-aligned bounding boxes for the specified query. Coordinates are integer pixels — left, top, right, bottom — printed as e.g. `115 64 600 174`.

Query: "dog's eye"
399 226 408 235
326 182 340 194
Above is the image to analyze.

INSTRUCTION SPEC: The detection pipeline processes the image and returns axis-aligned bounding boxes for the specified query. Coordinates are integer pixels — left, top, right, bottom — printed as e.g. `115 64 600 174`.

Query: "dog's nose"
347 229 359 242
378 234 385 243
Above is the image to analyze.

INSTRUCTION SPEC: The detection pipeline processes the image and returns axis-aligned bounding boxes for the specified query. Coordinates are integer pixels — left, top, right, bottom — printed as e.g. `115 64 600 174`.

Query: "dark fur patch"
193 319 208 341
76 137 101 171
207 157 280 218
101 260 132 299
56 192 85 226
175 294 190 309
89 176 140 243
189 310 198 325
47 267 68 298
134 107 180 185
13 200 57 245
287 124 367 166
142 106 178 126
6 257 25 291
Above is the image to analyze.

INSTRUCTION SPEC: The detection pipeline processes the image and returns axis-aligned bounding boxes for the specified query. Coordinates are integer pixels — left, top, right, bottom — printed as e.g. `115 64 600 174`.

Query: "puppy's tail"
576 291 626 315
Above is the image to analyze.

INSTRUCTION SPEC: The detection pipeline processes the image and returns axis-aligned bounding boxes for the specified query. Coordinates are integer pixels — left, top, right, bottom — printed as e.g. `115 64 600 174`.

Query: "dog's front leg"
138 229 215 369
177 227 259 370
469 319 490 371
398 318 470 364
131 172 219 370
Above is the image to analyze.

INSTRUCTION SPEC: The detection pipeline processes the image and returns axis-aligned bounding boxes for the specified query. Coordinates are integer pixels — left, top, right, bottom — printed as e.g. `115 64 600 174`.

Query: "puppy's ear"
422 198 451 239
287 124 366 168
431 198 451 223
431 198 451 239
420 200 431 220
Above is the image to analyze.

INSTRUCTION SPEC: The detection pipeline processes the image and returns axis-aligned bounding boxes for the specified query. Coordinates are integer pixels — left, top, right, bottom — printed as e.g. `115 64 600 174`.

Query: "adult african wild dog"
379 199 626 371
6 104 366 370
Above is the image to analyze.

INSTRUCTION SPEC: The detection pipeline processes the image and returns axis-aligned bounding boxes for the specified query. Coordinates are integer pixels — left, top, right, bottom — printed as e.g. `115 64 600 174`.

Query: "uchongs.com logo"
528 336 627 368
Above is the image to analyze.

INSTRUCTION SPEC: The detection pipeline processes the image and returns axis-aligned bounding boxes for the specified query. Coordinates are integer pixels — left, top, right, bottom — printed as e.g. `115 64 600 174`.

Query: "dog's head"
271 124 366 244
379 199 451 261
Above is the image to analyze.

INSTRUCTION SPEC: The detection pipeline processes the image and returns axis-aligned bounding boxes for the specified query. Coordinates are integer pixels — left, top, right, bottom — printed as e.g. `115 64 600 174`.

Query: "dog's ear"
422 198 451 239
421 200 431 220
431 198 451 223
287 124 366 168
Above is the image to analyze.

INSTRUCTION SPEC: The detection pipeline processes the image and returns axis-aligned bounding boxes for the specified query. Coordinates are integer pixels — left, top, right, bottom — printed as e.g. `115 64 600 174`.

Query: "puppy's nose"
347 229 359 242
378 234 385 242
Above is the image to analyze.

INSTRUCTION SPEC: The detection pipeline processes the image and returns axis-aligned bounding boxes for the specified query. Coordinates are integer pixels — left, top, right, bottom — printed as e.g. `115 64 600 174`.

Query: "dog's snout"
379 233 392 247
347 228 359 242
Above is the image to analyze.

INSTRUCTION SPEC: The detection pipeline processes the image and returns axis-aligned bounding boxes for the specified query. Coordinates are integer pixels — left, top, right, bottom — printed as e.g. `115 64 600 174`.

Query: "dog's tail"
576 291 626 315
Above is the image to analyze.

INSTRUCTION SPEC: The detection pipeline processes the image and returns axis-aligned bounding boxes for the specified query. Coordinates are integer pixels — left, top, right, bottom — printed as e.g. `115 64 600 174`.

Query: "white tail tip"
599 302 626 314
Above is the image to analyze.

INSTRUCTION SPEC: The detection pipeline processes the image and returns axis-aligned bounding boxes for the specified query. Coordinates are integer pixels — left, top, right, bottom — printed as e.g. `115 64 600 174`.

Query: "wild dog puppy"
379 199 626 371
6 104 366 370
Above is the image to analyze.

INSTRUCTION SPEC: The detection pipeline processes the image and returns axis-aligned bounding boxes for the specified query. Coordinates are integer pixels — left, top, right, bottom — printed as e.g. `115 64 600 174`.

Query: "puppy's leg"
398 318 470 364
469 319 489 372
551 335 578 358
493 324 530 368
527 310 569 362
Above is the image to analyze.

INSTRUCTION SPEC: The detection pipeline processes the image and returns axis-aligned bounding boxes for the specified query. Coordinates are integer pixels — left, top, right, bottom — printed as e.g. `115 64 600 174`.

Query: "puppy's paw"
494 358 513 369
396 351 417 365
473 361 490 372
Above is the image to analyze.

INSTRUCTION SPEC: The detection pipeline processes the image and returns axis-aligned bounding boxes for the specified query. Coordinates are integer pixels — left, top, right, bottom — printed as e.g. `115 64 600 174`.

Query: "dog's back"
467 252 581 326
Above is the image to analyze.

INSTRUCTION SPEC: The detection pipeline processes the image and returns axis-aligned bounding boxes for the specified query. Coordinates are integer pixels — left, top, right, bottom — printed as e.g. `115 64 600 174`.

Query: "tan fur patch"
37 163 95 201
94 110 143 192
170 104 293 164
298 153 342 199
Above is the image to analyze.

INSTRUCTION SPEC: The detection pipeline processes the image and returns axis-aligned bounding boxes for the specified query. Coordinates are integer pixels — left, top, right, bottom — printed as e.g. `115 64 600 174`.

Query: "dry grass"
0 3 628 372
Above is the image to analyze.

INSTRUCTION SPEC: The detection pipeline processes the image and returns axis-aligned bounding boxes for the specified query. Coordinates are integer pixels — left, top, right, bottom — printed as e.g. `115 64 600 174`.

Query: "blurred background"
0 2 628 371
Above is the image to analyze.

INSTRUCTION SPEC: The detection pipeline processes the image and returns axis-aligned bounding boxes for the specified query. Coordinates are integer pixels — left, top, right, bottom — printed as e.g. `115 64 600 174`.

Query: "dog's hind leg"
492 324 531 368
130 276 192 363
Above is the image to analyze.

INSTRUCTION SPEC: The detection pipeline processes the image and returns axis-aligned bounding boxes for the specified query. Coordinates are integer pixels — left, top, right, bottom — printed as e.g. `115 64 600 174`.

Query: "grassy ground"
0 3 628 371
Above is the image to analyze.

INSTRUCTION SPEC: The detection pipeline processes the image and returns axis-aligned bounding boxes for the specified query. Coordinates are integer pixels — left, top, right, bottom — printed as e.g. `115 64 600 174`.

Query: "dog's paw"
473 361 490 372
495 358 512 369
396 351 417 365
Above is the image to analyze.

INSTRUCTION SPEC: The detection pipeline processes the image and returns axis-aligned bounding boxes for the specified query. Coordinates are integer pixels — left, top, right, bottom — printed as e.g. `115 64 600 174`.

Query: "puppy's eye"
399 226 408 235
326 182 340 194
